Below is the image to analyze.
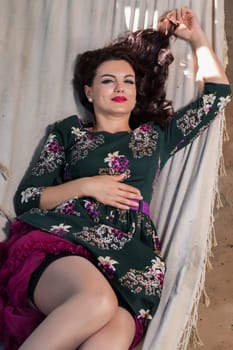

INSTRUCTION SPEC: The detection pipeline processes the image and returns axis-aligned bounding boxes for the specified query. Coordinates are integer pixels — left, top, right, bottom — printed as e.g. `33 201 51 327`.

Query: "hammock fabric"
0 1 230 349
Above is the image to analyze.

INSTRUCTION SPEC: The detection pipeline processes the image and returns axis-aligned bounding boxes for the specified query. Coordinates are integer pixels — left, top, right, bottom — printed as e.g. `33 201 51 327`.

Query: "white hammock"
0 1 228 349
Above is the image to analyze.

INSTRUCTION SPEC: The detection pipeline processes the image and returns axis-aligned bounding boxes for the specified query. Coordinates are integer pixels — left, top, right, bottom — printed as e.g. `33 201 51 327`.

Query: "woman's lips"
112 96 127 102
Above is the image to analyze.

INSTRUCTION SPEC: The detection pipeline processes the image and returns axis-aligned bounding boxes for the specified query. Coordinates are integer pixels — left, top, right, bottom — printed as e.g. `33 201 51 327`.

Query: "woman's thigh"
33 255 118 315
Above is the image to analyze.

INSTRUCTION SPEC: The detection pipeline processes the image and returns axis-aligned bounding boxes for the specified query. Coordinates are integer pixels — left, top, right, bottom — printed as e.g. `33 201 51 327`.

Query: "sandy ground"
188 1 233 349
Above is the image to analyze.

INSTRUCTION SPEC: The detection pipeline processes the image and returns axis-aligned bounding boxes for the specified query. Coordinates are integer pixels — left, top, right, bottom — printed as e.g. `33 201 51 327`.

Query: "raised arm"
166 7 229 84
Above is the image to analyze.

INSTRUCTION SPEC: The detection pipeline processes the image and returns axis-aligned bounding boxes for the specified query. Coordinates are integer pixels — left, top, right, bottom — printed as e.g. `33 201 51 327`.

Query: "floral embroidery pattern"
98 256 119 279
202 93 216 113
176 93 217 136
116 209 129 225
144 217 162 255
70 127 104 163
119 257 165 296
105 210 116 223
129 123 158 158
217 95 231 111
99 151 131 178
50 223 72 235
20 187 44 203
137 309 153 321
186 123 212 145
29 208 48 215
74 224 133 250
54 198 80 216
84 200 100 222
31 134 65 176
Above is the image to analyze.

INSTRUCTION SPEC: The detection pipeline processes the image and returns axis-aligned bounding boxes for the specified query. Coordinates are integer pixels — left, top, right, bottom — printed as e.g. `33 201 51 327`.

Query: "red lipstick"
112 96 127 102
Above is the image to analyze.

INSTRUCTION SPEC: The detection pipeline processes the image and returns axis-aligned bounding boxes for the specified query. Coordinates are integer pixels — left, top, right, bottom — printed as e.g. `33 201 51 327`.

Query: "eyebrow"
100 74 135 78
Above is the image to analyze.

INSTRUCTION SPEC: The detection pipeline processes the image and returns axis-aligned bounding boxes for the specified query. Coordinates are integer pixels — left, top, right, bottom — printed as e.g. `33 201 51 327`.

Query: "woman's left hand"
167 7 204 42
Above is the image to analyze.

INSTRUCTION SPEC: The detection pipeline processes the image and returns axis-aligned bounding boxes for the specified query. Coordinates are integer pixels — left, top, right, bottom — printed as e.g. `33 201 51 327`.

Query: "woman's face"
84 59 136 119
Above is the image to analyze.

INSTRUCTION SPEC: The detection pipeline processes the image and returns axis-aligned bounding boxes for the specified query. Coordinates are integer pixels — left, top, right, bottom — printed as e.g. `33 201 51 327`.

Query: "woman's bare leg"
19 256 118 350
79 306 136 350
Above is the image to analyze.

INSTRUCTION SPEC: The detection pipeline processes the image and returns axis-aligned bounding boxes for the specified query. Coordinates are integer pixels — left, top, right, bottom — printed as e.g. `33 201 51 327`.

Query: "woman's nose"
114 82 124 92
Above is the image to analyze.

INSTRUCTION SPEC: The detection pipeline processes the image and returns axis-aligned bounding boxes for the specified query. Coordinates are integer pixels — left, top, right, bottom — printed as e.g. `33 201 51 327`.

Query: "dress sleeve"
159 82 231 168
14 116 76 216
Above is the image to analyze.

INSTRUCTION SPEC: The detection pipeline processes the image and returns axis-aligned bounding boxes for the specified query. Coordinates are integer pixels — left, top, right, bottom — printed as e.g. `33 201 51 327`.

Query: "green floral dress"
13 82 231 329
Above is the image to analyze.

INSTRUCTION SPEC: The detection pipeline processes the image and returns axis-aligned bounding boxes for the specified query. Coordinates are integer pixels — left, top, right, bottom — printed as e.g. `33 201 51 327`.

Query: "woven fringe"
189 326 204 348
0 162 11 180
215 189 224 209
202 287 210 307
211 224 218 248
177 112 227 350
223 121 230 141
219 155 227 176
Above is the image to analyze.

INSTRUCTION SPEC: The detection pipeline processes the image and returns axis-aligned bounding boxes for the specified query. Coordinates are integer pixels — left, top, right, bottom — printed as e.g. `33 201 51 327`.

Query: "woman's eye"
125 80 135 85
101 79 114 84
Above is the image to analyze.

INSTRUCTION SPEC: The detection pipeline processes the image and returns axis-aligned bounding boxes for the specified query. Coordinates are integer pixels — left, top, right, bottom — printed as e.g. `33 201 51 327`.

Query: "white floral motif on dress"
74 224 133 250
119 257 165 296
31 134 65 176
99 151 131 178
70 127 105 163
71 127 88 138
217 95 231 111
176 93 217 136
20 187 44 203
202 93 216 114
98 256 119 279
50 223 72 235
137 309 153 320
129 123 158 158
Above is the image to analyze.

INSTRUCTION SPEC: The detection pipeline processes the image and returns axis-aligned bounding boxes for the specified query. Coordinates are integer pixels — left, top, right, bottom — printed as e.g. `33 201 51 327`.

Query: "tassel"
219 156 227 177
211 225 218 248
215 190 223 210
206 256 213 271
0 162 11 180
202 288 210 307
223 122 230 141
190 326 204 348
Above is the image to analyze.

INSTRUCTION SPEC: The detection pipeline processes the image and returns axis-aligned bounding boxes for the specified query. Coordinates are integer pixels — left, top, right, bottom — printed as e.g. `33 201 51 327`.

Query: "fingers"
110 193 142 210
110 198 137 210
114 174 142 196
99 175 143 209
167 7 193 24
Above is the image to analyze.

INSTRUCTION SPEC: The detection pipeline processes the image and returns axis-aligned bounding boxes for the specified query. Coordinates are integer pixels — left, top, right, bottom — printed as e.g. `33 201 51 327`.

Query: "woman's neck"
93 117 131 133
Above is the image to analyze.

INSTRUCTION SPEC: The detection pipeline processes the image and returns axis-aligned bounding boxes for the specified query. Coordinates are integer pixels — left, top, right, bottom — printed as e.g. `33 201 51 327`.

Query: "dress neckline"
75 115 152 135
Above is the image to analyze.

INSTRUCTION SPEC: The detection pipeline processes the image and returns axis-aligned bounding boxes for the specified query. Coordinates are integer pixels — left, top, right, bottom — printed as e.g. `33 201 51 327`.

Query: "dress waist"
129 200 150 216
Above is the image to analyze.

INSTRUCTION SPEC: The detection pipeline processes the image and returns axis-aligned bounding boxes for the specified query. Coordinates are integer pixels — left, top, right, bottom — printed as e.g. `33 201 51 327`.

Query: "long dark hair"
72 26 176 129
112 29 175 128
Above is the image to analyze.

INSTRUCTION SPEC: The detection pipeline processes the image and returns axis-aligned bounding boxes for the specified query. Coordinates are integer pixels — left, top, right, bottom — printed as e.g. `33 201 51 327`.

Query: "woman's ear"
84 85 93 103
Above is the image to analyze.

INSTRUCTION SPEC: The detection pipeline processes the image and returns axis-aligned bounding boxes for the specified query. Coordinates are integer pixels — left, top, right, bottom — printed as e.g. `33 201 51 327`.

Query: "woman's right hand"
40 174 143 210
79 174 143 210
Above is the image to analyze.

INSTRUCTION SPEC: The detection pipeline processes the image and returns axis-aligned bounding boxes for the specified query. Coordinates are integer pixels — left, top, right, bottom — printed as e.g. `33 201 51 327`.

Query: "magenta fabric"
129 200 150 216
0 220 144 349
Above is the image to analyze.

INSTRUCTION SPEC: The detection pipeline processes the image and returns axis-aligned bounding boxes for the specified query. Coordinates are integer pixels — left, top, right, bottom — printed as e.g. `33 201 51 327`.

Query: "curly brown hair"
72 28 175 129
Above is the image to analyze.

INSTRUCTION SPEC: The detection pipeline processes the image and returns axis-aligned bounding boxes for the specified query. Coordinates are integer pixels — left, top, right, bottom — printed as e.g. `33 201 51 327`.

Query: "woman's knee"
84 287 118 323
79 307 136 350
116 307 135 334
